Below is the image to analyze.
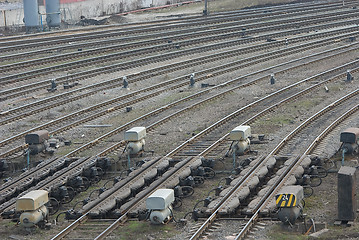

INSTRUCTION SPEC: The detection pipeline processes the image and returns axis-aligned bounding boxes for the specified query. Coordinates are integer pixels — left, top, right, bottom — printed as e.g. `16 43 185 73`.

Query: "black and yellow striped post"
276 193 297 208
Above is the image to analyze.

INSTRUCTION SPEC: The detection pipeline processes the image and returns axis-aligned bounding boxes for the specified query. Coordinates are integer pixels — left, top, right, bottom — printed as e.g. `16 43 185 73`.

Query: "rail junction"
1 0 359 239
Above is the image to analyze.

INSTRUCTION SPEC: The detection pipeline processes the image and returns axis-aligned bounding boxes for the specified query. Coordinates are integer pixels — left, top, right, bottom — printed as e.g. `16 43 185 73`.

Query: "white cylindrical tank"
278 206 302 225
46 0 61 27
20 205 48 227
23 0 40 27
232 139 250 155
149 206 172 224
127 139 145 154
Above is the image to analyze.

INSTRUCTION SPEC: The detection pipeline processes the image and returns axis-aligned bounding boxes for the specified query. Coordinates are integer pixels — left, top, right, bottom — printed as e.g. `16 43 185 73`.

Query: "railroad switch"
175 186 194 198
180 176 195 187
174 186 183 197
234 166 243 175
346 70 354 82
124 127 146 169
241 28 246 37
201 158 215 168
0 159 9 173
204 197 212 207
225 176 234 185
349 36 356 42
123 76 129 88
16 190 50 228
63 81 79 89
324 85 329 93
146 189 175 224
190 73 195 87
215 186 224 196
96 157 112 172
65 209 81 220
201 83 215 88
228 126 251 171
270 74 276 85
47 79 57 92
275 185 304 224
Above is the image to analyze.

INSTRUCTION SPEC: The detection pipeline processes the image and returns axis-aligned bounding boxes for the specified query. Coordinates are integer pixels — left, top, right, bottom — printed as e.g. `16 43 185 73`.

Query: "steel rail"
1 17 359 85
2 35 359 163
0 6 355 64
2 29 358 122
234 99 359 240
91 66 359 240
3 26 359 101
0 6 311 52
190 88 359 240
0 0 358 206
0 0 347 50
2 35 359 160
3 36 358 212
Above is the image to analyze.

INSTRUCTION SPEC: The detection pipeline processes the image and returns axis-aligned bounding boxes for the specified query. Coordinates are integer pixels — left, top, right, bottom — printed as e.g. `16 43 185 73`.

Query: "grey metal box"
340 128 359 143
146 189 174 210
124 127 146 141
16 190 49 211
276 185 304 207
25 130 49 144
230 126 251 141
338 166 357 221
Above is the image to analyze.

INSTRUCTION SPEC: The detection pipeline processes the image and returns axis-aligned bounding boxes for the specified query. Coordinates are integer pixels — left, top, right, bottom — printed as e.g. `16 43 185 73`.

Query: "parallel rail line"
232 97 359 240
2 40 355 216
1 7 355 64
2 29 358 122
49 59 359 240
0 0 349 51
3 25 359 101
92 80 359 240
2 35 359 159
1 17 359 85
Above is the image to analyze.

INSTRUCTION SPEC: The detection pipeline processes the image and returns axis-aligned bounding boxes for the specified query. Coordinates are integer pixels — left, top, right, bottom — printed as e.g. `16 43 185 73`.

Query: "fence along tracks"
48 54 359 239
2 31 359 159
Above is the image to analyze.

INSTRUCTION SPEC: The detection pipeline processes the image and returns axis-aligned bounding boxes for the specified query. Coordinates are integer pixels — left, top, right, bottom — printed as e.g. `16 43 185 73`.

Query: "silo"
46 0 60 28
23 0 40 28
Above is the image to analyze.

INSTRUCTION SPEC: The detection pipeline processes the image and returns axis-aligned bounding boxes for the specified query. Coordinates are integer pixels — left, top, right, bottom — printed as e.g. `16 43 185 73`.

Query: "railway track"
230 99 359 240
1 37 354 212
2 9 359 86
0 53 329 210
2 33 359 159
91 82 359 240
1 2 359 239
184 91 359 239
1 6 356 65
3 25 359 102
46 57 358 239
1 28 357 122
0 0 350 53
